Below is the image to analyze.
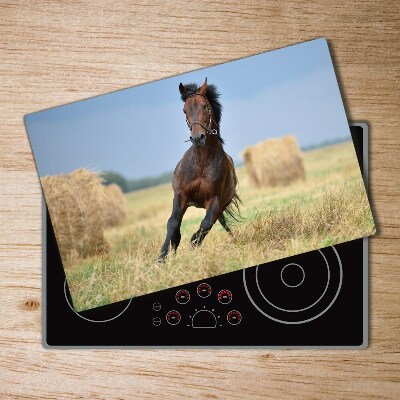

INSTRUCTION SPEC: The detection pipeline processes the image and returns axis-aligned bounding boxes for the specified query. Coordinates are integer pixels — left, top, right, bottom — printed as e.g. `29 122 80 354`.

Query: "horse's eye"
183 109 186 114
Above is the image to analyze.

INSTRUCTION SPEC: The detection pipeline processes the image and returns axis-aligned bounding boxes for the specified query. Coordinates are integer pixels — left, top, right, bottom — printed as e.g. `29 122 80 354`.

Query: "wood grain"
0 1 399 398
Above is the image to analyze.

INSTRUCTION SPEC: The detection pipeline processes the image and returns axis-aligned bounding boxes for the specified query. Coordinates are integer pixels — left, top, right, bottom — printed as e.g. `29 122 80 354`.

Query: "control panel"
152 282 242 328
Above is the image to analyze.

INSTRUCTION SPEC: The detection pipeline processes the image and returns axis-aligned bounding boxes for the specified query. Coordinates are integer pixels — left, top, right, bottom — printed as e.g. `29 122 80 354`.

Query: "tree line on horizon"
101 170 173 193
102 136 350 193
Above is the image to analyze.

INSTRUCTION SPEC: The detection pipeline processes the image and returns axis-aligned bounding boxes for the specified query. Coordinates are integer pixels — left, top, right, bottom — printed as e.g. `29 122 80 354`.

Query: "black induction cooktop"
43 123 369 348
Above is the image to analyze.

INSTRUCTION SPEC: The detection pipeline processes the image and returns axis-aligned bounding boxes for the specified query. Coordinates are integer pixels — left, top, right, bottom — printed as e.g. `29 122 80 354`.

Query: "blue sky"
26 38 351 180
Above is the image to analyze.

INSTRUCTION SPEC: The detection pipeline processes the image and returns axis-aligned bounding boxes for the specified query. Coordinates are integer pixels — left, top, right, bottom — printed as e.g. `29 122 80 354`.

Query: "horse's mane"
180 82 224 144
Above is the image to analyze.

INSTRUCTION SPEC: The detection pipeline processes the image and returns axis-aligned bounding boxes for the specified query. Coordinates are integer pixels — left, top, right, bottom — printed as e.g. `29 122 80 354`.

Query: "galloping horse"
159 78 241 259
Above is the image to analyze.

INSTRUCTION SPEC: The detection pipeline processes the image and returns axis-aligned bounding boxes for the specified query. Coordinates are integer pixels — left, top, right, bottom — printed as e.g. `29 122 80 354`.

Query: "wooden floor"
0 1 399 399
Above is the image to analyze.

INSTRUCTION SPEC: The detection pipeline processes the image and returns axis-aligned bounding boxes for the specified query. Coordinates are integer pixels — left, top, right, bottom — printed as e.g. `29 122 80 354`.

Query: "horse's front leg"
159 194 187 260
191 197 222 247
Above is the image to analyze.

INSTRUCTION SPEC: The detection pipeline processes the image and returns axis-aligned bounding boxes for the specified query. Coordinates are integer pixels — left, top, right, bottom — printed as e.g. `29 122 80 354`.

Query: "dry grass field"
65 141 375 312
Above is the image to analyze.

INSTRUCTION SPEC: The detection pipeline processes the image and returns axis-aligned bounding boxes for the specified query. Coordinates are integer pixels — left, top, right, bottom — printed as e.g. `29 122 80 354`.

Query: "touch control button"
218 289 232 304
153 317 161 326
197 283 212 298
176 289 190 304
227 310 242 325
166 310 181 325
153 302 161 311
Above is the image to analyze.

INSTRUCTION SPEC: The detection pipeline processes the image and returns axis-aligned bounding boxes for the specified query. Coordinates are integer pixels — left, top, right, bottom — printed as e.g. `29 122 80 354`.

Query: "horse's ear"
197 77 207 95
179 83 187 97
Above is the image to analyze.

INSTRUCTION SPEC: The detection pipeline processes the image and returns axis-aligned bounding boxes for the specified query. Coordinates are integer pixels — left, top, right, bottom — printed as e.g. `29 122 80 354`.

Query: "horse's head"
179 78 216 148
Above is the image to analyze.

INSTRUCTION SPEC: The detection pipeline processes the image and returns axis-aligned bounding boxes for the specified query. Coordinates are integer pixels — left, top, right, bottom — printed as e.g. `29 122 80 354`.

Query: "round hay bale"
102 183 127 228
41 168 109 266
242 135 305 188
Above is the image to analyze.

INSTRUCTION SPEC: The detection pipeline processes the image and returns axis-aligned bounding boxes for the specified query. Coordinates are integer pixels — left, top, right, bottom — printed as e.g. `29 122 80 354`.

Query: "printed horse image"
159 78 241 259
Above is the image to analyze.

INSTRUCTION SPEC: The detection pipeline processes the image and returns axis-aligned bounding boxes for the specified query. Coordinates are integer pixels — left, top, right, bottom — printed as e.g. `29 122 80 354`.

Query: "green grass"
65 141 375 311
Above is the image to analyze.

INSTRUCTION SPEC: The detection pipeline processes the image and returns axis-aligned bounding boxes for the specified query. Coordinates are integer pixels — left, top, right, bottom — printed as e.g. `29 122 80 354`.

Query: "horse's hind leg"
218 214 232 235
159 195 186 260
191 198 222 247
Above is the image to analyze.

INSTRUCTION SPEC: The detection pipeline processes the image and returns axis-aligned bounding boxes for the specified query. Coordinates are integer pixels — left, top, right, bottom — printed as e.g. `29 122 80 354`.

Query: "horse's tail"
219 191 243 234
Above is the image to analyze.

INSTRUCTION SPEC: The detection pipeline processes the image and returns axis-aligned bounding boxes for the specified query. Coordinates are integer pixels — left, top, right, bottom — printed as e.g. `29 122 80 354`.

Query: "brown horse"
159 78 241 259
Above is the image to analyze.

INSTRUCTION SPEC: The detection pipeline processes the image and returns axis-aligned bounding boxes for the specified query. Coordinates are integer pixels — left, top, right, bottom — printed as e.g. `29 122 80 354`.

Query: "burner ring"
244 246 343 324
64 279 132 323
255 250 330 313
280 263 305 288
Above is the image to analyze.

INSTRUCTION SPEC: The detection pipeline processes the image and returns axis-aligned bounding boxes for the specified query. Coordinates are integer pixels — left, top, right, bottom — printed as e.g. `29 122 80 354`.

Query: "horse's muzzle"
191 134 206 148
